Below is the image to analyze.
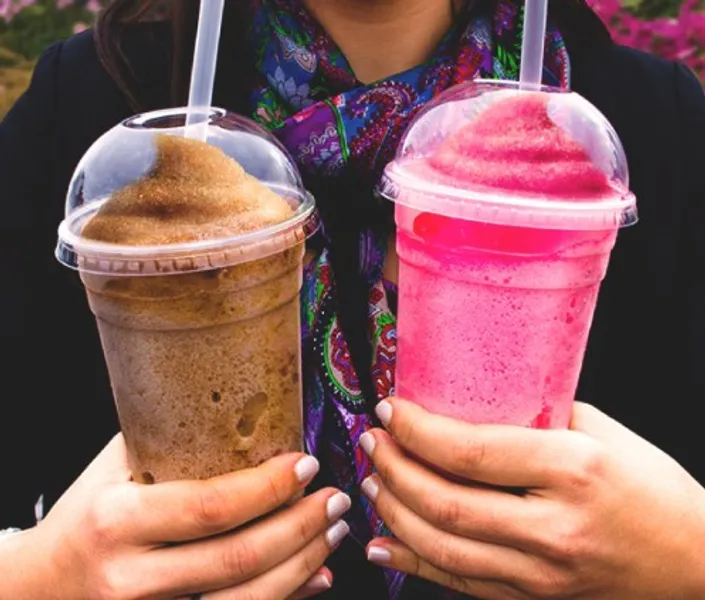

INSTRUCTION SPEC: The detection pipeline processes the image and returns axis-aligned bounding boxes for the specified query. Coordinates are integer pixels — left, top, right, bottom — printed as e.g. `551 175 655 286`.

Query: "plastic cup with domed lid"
377 79 637 430
56 107 318 483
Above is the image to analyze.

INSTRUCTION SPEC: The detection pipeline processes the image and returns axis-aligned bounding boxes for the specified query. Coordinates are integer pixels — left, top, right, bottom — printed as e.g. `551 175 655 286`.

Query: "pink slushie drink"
379 81 637 429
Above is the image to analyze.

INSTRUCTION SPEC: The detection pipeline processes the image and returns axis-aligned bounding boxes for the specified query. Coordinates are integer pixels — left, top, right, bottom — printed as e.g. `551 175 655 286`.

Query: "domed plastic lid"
378 80 637 231
56 107 318 275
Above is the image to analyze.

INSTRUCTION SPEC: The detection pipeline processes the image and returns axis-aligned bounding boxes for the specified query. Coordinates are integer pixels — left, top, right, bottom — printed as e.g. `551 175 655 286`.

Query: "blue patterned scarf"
248 1 570 597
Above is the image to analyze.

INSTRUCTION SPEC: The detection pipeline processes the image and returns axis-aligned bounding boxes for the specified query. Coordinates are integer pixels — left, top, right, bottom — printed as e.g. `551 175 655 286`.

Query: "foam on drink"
82 134 294 245
427 93 615 198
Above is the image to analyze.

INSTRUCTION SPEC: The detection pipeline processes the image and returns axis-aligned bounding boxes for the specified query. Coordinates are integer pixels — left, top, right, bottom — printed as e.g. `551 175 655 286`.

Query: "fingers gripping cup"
56 108 318 483
378 80 637 429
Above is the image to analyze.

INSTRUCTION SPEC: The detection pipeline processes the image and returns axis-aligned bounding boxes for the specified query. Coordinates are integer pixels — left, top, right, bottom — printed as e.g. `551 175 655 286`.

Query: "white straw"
519 0 549 90
185 0 226 140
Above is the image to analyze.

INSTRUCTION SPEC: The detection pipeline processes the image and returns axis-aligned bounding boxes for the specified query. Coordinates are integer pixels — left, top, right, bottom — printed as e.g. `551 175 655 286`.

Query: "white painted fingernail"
376 401 393 427
367 546 392 565
326 492 352 521
359 432 376 456
304 573 332 592
295 456 320 484
361 476 379 502
326 520 350 548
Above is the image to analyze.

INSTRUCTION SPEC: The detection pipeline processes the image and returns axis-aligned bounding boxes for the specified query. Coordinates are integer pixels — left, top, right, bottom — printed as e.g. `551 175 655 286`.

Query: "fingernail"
367 546 392 565
359 432 376 456
295 455 320 484
376 401 393 427
303 573 332 592
326 520 350 548
361 476 379 502
326 492 352 521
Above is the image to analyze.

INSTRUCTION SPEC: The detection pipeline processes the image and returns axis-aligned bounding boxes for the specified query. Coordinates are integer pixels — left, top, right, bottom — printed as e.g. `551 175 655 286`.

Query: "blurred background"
1 0 704 118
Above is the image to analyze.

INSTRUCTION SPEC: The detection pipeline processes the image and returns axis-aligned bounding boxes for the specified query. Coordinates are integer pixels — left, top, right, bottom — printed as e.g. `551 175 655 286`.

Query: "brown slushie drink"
56 108 318 483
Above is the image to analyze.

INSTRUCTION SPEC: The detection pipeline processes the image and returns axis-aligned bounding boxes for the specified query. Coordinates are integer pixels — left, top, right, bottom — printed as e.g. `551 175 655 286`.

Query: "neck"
303 0 458 83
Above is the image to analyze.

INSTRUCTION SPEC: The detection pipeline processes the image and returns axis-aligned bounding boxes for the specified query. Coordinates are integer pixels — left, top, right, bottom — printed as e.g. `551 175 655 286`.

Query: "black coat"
1 22 704 599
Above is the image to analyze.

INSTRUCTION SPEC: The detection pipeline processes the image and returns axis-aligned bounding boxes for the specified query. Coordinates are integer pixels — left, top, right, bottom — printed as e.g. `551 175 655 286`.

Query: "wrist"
683 518 705 599
691 552 705 599
0 525 61 598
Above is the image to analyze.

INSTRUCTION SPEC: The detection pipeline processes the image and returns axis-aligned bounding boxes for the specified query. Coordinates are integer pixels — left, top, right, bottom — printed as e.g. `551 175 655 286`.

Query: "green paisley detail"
326 99 350 161
373 312 396 341
270 5 312 47
493 5 525 81
323 317 366 403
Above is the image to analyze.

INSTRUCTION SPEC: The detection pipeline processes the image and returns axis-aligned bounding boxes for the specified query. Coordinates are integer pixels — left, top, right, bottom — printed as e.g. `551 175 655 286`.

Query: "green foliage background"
0 0 93 60
0 0 700 118
0 0 95 117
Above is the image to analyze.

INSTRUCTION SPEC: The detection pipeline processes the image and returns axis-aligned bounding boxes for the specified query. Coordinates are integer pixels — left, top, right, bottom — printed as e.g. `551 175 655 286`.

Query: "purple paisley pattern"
246 1 570 597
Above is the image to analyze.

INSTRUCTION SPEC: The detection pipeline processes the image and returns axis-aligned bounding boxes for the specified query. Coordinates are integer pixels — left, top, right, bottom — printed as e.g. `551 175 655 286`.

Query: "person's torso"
12 23 703 599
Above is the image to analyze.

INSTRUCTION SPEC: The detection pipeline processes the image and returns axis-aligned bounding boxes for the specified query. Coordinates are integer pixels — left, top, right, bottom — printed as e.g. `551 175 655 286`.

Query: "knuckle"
237 589 264 600
222 536 261 580
300 543 326 579
380 500 399 531
85 487 131 546
537 514 587 564
376 456 396 489
395 416 419 448
565 439 607 491
296 506 320 543
426 493 462 531
190 484 232 533
428 535 461 574
447 573 474 596
451 438 487 476
406 552 423 577
526 567 573 599
265 470 290 508
91 562 136 600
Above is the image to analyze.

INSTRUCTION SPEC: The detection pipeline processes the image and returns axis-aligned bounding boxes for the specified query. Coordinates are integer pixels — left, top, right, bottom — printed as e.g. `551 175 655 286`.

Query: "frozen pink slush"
392 91 628 428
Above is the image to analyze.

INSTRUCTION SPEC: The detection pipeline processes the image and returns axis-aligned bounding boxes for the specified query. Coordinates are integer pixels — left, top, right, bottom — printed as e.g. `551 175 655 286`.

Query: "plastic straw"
185 0 226 140
519 0 549 90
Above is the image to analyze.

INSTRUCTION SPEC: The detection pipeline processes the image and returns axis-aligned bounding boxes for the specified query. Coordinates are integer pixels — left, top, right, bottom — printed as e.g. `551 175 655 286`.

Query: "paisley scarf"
248 1 570 597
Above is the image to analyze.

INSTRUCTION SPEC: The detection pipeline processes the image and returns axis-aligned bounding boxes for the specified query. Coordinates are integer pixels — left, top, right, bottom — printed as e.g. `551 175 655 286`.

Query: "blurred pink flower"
591 0 705 80
0 0 703 81
1 0 37 22
1 0 101 22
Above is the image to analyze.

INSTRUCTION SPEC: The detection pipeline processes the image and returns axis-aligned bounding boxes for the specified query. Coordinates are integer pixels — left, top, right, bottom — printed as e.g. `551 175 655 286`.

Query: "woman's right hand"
6 434 350 599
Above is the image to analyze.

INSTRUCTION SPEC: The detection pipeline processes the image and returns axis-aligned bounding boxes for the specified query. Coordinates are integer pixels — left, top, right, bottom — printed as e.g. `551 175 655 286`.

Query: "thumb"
44 433 132 519
76 433 132 485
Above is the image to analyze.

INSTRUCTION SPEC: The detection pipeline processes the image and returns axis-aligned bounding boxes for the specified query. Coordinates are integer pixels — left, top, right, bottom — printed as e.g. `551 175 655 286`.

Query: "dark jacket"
1 22 704 599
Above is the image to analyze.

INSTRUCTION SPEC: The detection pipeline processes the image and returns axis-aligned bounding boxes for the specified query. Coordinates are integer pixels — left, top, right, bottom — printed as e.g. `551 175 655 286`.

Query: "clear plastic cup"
56 108 318 482
378 80 637 429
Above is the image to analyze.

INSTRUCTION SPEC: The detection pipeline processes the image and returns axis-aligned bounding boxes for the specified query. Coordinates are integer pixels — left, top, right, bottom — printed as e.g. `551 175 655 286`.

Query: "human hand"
361 398 705 599
6 434 350 600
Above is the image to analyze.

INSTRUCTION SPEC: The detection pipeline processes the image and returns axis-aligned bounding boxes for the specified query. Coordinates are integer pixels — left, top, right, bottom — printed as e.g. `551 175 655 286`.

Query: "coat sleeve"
0 42 64 528
674 64 705 484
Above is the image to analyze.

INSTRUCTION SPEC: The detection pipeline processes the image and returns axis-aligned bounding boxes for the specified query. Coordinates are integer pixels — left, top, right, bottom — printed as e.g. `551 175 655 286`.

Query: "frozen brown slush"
56 110 317 483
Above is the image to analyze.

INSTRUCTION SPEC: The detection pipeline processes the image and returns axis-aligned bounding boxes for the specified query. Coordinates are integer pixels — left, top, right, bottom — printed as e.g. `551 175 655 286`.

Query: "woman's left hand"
360 398 705 599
